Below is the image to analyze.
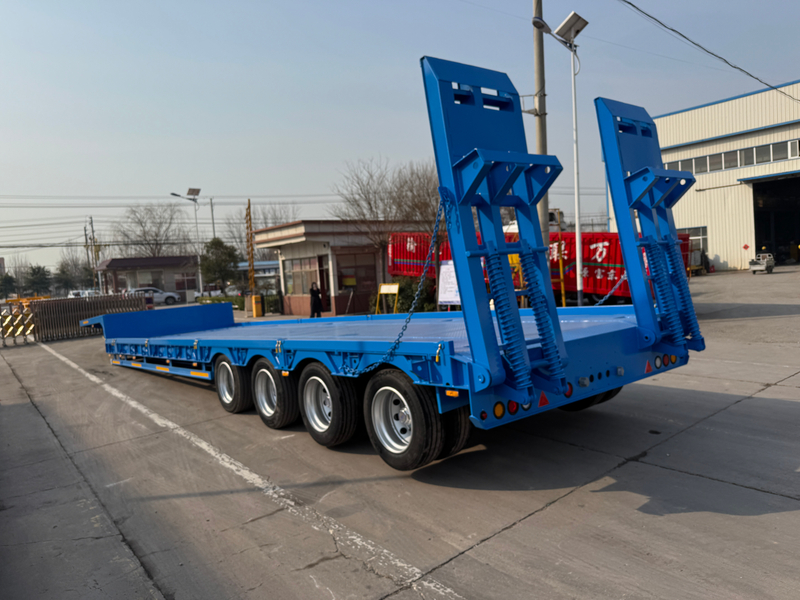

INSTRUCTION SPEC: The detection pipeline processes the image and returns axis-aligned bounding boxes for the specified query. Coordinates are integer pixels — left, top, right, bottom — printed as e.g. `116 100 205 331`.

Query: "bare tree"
112 203 191 257
8 254 30 295
330 158 407 284
259 203 300 229
392 159 441 233
223 203 299 262
223 209 250 259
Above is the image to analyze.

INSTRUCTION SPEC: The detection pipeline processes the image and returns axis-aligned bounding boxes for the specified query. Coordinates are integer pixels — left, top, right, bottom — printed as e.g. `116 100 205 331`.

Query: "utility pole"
210 197 216 239
533 0 549 245
89 217 102 293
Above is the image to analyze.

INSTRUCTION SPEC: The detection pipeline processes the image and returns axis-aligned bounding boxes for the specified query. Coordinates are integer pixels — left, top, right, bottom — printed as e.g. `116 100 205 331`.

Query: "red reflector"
663 354 670 366
480 411 488 420
645 360 653 374
508 401 519 415
565 382 573 398
538 392 549 407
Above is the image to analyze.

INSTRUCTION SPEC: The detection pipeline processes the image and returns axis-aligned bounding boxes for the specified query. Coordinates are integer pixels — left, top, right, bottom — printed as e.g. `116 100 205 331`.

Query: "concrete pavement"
2 265 800 598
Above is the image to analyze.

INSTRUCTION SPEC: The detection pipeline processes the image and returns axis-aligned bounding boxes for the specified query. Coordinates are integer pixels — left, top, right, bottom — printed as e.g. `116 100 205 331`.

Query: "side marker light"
670 355 677 364
508 401 519 415
493 402 505 419
445 389 459 397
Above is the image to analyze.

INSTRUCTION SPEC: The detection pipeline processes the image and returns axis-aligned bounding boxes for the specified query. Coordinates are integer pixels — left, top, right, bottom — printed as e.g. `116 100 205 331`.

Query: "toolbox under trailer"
84 57 705 470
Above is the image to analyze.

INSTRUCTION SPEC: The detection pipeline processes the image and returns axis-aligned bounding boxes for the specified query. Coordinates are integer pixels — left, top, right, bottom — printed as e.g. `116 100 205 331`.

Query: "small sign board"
438 260 461 305
379 283 400 295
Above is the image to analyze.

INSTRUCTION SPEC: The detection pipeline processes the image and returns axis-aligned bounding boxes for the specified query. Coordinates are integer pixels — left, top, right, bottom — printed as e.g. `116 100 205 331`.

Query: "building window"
755 144 771 164
679 159 693 173
723 151 738 169
694 156 708 174
336 253 377 294
772 141 789 161
175 272 197 291
740 148 755 166
666 161 679 171
283 258 318 295
791 140 799 158
137 271 164 289
708 153 723 172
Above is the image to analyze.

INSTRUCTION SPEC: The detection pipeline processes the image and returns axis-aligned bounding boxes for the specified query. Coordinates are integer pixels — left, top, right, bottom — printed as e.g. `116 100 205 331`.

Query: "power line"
616 0 800 104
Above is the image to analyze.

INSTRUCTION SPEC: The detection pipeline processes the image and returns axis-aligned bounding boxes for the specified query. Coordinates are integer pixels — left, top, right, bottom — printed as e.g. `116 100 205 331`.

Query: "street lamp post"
533 11 589 306
171 188 204 297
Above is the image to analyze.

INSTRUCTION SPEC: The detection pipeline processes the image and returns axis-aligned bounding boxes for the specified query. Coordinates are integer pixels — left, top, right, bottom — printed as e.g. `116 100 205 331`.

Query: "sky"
2 0 799 271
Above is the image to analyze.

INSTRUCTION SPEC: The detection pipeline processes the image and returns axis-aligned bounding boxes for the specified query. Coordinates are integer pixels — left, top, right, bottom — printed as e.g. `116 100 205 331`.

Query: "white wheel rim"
304 376 332 432
254 368 278 417
217 362 234 404
372 386 412 454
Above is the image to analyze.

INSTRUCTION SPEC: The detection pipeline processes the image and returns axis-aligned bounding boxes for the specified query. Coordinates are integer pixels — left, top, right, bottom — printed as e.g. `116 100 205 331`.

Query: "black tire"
364 370 444 471
559 392 603 412
436 404 471 460
595 386 623 405
165 296 176 305
298 362 360 447
251 357 299 429
214 355 252 413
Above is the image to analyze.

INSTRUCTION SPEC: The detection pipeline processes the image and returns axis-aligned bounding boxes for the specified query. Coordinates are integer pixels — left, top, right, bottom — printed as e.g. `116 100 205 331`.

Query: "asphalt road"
2 265 800 599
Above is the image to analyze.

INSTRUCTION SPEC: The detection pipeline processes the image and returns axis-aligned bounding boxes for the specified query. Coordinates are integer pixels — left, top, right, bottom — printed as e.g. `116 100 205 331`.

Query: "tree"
8 255 29 296
0 273 15 300
53 246 94 294
112 203 191 257
392 159 441 233
201 238 240 289
27 265 51 295
330 158 407 284
223 203 300 262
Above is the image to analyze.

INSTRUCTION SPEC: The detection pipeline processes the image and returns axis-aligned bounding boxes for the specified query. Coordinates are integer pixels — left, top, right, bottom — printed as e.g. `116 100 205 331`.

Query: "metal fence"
29 295 146 343
1 305 35 346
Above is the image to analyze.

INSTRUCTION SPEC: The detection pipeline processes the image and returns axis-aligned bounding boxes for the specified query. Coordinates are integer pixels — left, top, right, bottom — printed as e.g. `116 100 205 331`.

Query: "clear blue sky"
2 0 798 269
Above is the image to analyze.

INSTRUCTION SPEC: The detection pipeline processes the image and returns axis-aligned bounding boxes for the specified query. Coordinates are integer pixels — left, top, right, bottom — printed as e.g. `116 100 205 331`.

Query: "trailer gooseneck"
84 57 704 470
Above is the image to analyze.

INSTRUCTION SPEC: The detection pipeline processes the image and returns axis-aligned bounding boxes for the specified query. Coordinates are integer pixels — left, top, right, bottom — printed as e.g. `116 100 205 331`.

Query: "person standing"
310 282 323 318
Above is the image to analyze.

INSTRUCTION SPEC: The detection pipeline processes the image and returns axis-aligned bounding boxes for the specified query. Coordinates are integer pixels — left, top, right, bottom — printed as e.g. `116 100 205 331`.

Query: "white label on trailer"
438 260 461 305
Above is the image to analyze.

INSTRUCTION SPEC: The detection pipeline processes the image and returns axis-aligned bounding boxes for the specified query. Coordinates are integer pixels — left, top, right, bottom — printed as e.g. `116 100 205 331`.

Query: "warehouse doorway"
753 175 800 263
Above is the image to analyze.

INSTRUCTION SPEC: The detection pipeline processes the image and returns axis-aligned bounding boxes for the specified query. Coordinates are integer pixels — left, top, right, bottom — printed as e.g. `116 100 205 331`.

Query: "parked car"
129 287 181 305
68 290 101 298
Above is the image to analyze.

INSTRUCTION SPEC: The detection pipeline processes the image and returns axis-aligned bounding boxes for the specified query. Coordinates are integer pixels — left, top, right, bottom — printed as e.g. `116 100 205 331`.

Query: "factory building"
651 80 800 270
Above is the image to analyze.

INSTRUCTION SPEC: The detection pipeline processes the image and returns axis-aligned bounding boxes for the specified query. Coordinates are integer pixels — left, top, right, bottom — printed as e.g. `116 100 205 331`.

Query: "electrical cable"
615 0 800 104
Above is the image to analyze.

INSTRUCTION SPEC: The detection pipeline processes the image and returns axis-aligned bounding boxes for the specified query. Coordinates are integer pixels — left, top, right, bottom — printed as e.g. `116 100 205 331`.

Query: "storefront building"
253 220 422 316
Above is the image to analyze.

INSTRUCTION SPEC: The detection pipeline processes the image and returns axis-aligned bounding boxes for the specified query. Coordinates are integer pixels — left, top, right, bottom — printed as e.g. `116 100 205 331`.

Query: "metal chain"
594 273 627 306
342 189 448 375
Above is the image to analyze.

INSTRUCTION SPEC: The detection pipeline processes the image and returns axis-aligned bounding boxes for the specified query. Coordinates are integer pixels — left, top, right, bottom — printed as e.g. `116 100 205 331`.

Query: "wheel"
214 355 252 413
251 358 299 429
165 296 176 305
595 386 623 405
298 362 360 447
436 404 471 460
559 392 603 412
364 370 444 471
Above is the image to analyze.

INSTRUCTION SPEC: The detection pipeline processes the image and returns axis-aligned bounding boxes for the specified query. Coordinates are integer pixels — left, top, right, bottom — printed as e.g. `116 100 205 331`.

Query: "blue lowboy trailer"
83 57 705 470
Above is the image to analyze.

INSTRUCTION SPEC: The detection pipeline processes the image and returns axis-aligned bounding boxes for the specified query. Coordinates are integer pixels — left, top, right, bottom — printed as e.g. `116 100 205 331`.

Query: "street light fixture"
171 188 204 298
533 11 589 306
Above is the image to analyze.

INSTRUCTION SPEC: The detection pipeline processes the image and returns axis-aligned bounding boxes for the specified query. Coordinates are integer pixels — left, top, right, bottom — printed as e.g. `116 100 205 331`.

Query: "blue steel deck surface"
144 312 638 359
